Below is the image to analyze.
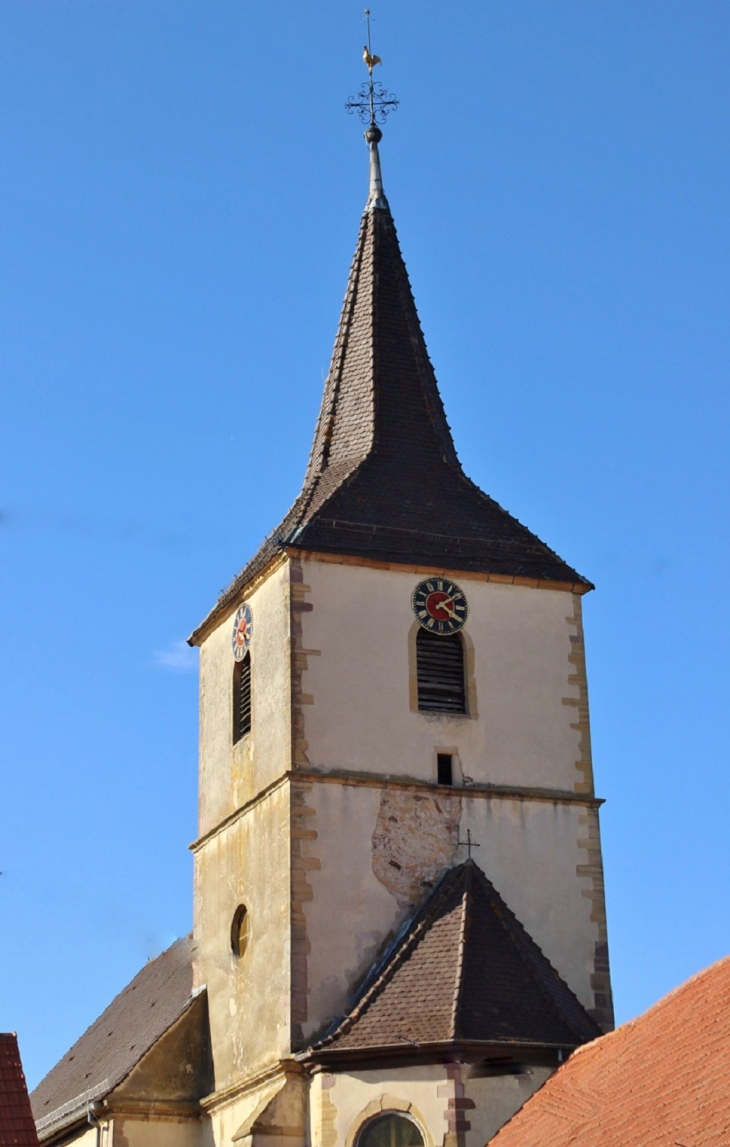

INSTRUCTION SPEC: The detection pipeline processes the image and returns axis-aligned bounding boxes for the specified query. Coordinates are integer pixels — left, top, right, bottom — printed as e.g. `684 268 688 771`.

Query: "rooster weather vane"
345 9 399 127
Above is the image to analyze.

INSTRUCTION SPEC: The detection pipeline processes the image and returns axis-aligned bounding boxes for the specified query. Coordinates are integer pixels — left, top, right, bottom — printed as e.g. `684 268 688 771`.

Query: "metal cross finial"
345 9 399 127
457 829 481 861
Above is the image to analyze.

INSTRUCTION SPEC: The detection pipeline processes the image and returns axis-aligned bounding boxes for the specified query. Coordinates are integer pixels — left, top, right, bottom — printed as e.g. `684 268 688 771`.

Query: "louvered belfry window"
416 629 466 713
233 652 252 743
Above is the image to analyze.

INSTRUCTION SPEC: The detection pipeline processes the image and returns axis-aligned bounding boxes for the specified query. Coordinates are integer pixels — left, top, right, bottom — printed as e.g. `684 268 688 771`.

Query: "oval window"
231 905 249 957
358 1115 424 1147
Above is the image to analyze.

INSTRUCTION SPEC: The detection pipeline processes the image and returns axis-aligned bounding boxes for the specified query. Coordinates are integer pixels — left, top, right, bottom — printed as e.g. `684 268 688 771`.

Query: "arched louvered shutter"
416 629 466 713
233 652 252 743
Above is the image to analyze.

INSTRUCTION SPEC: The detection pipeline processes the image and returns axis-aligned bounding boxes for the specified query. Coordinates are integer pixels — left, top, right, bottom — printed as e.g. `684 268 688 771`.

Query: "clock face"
412 577 468 635
231 603 253 660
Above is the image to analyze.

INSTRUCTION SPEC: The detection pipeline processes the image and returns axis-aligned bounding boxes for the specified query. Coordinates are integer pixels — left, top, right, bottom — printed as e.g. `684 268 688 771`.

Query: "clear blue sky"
2 1 728 1088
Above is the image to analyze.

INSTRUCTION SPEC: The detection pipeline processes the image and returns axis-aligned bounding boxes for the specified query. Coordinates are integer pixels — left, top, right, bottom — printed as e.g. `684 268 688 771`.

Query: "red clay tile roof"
31 937 196 1140
0 1035 39 1147
490 953 730 1146
308 861 600 1059
191 155 589 641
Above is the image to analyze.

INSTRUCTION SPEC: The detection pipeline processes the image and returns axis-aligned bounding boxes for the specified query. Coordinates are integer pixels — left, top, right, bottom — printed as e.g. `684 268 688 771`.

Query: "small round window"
231 905 249 957
358 1115 424 1147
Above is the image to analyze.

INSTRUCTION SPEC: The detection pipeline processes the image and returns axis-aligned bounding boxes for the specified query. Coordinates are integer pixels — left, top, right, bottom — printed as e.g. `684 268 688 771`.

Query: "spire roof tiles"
192 137 589 641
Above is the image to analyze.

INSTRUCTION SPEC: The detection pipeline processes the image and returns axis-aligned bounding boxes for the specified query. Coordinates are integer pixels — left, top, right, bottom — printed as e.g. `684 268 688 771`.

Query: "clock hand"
436 595 458 612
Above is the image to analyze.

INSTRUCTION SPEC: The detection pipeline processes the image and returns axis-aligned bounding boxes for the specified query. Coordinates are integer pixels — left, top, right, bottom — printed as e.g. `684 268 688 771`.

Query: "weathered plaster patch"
372 789 462 906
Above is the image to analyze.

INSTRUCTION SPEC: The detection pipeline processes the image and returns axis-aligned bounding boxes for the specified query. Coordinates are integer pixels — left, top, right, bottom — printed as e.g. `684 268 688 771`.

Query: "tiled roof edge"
467 865 602 1044
35 991 200 1143
306 866 465 1052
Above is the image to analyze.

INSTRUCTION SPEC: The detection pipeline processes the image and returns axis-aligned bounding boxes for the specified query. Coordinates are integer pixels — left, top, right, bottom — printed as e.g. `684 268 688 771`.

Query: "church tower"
27 40 615 1147
187 50 613 1147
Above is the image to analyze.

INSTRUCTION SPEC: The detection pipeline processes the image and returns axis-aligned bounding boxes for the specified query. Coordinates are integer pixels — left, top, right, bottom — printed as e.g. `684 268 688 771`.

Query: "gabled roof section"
31 937 199 1140
191 137 588 642
307 861 601 1058
490 953 730 1147
0 1034 39 1147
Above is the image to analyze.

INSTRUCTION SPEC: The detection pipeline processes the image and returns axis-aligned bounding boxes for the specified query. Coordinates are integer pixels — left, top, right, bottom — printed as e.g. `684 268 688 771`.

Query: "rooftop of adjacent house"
30 936 196 1140
191 127 589 643
306 860 601 1062
0 1035 39 1147
490 952 730 1147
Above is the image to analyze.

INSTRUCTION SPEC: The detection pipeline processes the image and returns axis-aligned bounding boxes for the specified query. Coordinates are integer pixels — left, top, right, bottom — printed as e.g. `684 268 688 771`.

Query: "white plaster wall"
112 1119 206 1147
465 1069 554 1145
198 561 292 837
299 561 585 792
56 1125 97 1147
302 781 598 1040
301 781 401 1039
462 796 596 1008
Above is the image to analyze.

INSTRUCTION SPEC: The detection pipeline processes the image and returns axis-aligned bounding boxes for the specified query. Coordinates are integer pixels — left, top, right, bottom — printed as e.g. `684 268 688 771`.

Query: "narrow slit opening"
437 753 453 786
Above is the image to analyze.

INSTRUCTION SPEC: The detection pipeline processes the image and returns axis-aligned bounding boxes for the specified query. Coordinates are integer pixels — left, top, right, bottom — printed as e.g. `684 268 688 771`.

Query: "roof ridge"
371 210 460 470
302 211 371 492
311 864 464 1051
449 867 470 1041
467 865 600 1043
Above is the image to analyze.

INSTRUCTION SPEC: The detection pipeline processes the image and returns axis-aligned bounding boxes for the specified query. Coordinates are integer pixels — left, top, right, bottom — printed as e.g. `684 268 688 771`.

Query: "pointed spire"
190 53 589 641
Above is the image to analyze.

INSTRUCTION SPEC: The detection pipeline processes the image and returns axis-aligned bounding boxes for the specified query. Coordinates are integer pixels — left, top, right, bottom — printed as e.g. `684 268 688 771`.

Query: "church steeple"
298 124 461 520
193 58 588 641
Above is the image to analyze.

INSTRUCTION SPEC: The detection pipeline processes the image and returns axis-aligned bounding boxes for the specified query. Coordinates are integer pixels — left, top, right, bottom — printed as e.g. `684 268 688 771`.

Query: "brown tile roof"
489 953 730 1146
31 937 196 1139
0 1035 39 1147
307 861 600 1060
191 178 589 642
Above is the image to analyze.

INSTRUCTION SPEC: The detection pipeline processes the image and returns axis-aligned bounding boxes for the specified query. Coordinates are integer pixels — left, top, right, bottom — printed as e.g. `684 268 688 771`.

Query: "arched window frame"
355 1115 424 1147
407 620 478 718
232 651 252 744
415 627 466 713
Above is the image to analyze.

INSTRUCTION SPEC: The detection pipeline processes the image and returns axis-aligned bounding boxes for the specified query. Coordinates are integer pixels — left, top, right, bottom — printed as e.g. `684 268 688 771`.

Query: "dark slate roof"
31 937 195 1138
0 1035 39 1147
191 147 588 641
308 861 601 1057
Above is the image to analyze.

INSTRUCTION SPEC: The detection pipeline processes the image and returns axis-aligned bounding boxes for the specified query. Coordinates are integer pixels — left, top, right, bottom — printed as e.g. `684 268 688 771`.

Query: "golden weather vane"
345 8 399 127
362 9 382 72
